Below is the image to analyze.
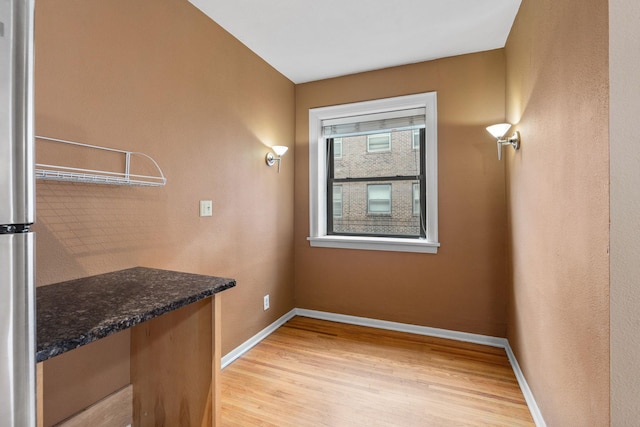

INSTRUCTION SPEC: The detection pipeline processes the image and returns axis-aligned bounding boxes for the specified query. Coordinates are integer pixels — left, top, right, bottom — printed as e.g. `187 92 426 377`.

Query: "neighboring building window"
413 183 420 215
308 92 439 254
367 133 391 152
334 138 343 158
367 184 392 214
333 185 343 218
412 129 420 149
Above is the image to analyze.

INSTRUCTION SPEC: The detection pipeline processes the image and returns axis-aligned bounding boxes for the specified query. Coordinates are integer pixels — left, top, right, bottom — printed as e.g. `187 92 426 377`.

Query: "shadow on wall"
34 181 169 285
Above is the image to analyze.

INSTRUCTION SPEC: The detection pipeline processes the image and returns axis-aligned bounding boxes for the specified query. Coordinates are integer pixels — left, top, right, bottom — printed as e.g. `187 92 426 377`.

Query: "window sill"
307 235 440 254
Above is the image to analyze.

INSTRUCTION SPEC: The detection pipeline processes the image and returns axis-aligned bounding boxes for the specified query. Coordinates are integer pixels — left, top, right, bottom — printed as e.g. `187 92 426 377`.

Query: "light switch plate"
199 200 213 217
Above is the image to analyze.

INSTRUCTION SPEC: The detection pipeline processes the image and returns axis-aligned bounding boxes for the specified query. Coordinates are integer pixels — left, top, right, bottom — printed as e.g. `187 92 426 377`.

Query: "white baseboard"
221 307 546 427
504 342 547 427
221 308 296 369
295 308 509 348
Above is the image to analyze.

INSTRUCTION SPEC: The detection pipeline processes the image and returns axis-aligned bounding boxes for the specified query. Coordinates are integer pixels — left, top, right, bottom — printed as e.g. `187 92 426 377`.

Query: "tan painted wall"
34 0 295 424
610 0 640 424
504 0 610 425
294 50 509 337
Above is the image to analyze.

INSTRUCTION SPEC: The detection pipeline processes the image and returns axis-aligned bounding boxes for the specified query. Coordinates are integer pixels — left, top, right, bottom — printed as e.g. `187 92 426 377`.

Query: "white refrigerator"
0 0 37 426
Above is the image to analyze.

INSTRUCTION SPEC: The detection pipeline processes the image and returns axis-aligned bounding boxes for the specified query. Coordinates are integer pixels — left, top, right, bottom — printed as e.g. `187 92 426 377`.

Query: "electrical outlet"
199 200 213 217
263 294 270 311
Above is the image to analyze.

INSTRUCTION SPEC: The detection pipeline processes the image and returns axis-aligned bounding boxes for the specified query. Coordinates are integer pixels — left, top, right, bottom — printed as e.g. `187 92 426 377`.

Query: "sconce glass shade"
272 145 288 156
266 146 288 173
486 123 520 161
486 123 512 138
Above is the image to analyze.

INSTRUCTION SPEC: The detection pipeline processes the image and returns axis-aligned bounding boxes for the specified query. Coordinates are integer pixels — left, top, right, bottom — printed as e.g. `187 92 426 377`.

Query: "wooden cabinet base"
37 363 43 427
131 296 221 427
36 295 222 427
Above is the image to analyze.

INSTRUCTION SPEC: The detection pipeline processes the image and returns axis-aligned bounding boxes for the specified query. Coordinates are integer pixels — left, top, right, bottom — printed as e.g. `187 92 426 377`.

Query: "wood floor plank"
221 316 534 426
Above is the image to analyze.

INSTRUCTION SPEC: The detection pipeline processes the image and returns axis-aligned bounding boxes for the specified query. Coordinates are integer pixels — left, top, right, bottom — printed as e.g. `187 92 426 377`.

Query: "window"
333 185 343 218
308 92 439 253
327 131 422 237
367 133 391 152
334 138 343 158
368 184 391 214
412 183 420 215
412 129 420 149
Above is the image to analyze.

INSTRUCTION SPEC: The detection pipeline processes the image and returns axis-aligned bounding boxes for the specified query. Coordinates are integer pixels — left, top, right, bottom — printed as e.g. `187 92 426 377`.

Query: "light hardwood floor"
221 316 534 427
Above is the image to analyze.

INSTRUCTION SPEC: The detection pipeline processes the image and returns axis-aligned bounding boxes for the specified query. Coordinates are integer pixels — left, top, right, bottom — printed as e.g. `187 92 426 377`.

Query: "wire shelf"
35 136 167 187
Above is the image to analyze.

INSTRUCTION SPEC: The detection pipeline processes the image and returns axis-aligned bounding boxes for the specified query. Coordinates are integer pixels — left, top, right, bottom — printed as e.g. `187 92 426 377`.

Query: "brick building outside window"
328 128 424 237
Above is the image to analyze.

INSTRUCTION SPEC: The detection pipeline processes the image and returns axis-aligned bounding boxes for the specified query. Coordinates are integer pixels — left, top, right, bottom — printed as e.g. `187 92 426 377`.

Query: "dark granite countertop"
36 267 236 362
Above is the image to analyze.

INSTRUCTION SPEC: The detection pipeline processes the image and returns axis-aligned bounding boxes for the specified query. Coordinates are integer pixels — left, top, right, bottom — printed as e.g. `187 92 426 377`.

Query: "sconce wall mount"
486 123 520 161
266 145 288 173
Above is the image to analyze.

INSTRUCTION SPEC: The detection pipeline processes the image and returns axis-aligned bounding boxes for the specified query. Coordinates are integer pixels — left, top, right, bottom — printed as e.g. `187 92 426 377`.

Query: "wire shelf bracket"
35 136 167 187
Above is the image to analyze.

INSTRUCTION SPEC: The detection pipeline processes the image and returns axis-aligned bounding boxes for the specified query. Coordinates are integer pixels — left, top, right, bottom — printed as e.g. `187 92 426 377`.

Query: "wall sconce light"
486 123 520 161
265 145 288 173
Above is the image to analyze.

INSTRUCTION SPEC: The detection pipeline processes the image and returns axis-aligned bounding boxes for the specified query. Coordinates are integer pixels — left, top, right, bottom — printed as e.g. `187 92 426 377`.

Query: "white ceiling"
188 0 521 84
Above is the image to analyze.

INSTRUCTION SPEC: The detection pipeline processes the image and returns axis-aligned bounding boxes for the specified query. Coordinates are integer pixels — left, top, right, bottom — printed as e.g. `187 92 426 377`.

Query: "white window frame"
308 92 439 254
